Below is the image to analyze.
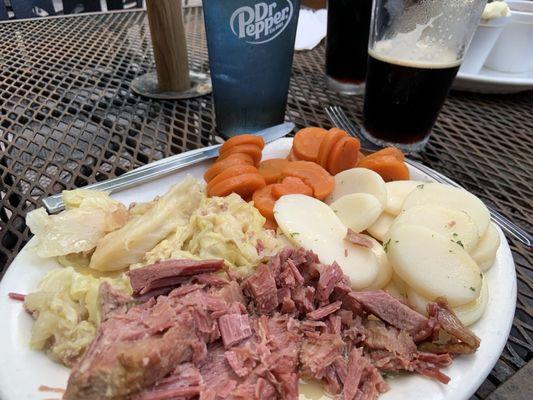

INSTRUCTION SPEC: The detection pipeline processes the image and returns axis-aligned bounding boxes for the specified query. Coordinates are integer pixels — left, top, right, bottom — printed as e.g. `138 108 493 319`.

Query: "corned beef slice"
128 259 225 295
349 290 429 339
66 249 480 399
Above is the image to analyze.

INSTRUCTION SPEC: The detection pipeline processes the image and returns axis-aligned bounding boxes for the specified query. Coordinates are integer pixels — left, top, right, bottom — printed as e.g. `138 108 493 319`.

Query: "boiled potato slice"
366 212 395 242
470 222 500 271
384 274 408 301
325 168 387 207
403 182 490 237
361 234 392 290
391 204 480 251
387 224 482 306
274 194 378 289
406 275 488 326
453 274 489 326
330 193 383 233
385 180 424 215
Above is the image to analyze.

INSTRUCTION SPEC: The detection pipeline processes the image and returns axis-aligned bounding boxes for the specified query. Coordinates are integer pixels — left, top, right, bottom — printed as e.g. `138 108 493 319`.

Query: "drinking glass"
362 0 487 152
325 0 373 95
203 0 301 137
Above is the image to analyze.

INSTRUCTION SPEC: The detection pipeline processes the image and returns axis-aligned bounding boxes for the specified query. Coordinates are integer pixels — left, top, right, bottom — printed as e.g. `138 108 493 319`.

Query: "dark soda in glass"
325 0 372 94
363 51 460 148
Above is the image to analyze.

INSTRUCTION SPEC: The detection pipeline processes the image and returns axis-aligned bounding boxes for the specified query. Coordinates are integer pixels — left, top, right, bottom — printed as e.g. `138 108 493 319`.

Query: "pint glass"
325 0 372 95
362 0 487 151
203 0 301 137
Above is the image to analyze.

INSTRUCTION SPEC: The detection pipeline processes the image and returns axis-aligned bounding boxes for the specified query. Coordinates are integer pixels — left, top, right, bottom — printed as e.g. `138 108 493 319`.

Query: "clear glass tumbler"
325 0 373 95
362 0 487 152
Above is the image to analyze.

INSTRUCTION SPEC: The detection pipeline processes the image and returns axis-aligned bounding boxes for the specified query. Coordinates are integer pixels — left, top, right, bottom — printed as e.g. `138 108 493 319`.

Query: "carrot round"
357 155 410 182
204 153 254 183
327 136 361 175
206 164 258 194
220 134 265 154
359 147 405 164
272 176 313 199
287 148 300 161
219 143 262 166
258 158 291 184
317 128 348 168
293 127 328 162
208 173 266 198
263 218 278 231
281 160 334 200
252 184 277 219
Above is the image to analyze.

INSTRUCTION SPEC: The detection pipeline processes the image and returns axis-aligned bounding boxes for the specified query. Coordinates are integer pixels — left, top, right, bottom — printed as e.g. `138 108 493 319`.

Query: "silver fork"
325 105 532 247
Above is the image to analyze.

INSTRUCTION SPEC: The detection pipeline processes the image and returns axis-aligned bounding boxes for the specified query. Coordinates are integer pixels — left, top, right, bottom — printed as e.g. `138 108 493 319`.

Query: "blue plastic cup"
203 0 301 137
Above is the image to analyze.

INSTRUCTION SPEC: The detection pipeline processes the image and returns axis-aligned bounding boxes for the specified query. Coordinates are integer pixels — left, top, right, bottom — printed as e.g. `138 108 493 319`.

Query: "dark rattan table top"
0 8 531 400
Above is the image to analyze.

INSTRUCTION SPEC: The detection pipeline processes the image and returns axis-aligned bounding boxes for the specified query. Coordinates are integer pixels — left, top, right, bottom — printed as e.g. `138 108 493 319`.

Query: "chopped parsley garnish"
452 233 458 237
383 239 391 252
469 286 476 292
416 184 425 189
456 240 464 248
290 232 300 238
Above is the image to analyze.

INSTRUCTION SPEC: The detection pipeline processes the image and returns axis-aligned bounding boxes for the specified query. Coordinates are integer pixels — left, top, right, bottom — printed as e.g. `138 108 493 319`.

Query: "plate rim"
0 137 517 400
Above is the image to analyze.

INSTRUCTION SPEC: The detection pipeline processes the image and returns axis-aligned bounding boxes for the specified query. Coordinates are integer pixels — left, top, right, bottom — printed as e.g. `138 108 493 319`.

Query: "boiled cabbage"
143 193 284 277
26 190 128 258
89 176 203 271
24 267 131 366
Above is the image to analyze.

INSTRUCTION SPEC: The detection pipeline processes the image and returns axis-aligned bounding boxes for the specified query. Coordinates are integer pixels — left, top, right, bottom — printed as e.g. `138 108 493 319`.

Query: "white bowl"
484 1 533 73
460 16 510 75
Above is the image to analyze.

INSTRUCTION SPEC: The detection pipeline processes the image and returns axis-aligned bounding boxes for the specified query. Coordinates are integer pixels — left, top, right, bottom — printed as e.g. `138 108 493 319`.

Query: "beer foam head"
371 31 461 69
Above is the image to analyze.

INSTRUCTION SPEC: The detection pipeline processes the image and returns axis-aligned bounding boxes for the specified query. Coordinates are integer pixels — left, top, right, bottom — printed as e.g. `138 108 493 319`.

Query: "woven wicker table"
0 8 531 399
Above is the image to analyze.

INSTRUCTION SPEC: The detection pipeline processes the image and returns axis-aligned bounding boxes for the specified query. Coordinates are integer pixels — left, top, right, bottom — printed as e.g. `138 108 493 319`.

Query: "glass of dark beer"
362 0 486 152
325 0 372 95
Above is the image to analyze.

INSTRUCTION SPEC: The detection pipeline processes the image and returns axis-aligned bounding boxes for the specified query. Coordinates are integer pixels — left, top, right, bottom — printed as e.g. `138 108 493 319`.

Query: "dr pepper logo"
230 1 294 44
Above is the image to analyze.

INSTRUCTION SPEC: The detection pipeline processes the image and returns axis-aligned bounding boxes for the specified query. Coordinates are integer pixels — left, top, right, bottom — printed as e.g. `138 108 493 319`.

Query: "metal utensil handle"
43 146 219 213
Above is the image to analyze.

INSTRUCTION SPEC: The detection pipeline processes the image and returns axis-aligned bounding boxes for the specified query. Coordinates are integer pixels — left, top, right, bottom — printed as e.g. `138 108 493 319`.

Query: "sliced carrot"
208 173 266 198
220 134 265 155
357 155 410 182
287 148 300 161
219 143 262 166
272 176 313 199
281 160 334 200
327 136 361 175
206 164 258 193
204 153 254 183
293 127 328 162
263 218 278 231
317 128 348 168
252 184 277 220
359 147 405 164
258 158 291 184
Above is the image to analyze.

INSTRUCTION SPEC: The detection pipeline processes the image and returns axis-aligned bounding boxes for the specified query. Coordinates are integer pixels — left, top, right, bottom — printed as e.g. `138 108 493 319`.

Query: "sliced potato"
385 180 424 215
274 194 378 290
470 222 500 271
330 193 383 233
391 204 480 251
453 274 489 326
325 168 387 207
386 224 482 306
403 182 490 237
361 234 393 290
366 212 395 242
384 274 408 301
406 275 488 326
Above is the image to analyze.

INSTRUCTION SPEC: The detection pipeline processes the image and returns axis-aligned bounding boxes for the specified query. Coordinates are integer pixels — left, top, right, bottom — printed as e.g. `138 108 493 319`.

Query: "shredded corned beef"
65 248 480 400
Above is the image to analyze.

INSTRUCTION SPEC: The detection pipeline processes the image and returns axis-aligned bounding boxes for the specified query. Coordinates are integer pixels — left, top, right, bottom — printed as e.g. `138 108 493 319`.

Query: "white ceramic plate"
453 65 533 94
0 138 517 400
